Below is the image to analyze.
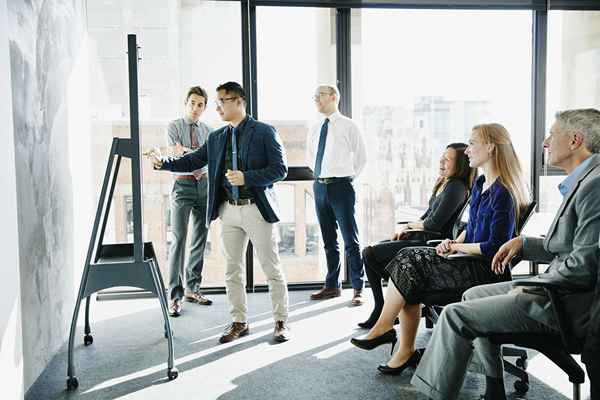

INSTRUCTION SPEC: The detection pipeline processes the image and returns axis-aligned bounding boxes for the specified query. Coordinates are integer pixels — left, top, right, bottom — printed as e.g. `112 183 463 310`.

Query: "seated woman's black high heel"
350 329 397 354
357 317 400 329
377 349 422 375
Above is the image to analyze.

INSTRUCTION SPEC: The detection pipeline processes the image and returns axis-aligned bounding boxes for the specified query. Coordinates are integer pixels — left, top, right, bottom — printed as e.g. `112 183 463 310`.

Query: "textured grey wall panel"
8 0 84 391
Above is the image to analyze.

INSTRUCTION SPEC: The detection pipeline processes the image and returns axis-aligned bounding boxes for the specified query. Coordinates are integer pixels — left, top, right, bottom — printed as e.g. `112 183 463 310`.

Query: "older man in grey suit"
411 108 600 400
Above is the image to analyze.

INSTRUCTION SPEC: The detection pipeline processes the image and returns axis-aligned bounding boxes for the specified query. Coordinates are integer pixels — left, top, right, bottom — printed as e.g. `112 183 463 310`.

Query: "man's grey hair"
555 108 600 153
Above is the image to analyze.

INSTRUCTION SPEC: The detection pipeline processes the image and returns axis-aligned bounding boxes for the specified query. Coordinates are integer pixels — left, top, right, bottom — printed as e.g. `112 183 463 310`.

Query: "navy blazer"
161 116 288 225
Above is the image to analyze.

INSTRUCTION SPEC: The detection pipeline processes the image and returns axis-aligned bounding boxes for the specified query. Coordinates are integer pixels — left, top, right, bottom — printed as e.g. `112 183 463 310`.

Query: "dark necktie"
190 123 199 149
314 118 329 178
231 126 239 200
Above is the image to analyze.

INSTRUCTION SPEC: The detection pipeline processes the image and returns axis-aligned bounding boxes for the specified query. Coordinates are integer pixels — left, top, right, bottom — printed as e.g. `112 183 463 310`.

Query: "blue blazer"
161 116 288 225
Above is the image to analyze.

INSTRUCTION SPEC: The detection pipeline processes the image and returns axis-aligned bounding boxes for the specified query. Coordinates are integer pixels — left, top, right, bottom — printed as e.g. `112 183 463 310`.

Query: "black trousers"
362 239 425 322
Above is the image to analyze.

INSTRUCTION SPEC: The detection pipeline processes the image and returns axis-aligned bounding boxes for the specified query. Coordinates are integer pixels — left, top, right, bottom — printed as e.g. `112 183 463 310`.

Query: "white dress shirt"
306 111 367 179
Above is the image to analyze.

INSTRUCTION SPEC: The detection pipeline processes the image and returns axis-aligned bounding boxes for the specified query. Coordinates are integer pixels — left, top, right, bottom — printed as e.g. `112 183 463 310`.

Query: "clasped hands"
435 239 457 257
391 225 409 241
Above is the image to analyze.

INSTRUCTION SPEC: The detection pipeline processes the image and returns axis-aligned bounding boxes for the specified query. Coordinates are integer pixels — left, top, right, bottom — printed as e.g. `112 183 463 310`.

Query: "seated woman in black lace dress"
358 143 476 329
351 123 530 375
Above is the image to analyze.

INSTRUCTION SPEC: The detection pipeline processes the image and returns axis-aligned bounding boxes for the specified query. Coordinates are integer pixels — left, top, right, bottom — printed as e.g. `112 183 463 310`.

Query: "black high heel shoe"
357 317 400 329
377 350 422 375
350 329 397 355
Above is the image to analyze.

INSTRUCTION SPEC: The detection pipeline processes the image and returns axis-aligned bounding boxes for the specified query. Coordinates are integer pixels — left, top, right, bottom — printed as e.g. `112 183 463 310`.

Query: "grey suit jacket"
518 154 600 334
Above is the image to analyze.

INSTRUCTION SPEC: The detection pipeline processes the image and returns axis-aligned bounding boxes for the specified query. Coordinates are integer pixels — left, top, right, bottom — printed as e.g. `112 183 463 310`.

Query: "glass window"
537 11 600 240
254 7 336 285
86 0 242 287
352 9 533 246
546 11 600 131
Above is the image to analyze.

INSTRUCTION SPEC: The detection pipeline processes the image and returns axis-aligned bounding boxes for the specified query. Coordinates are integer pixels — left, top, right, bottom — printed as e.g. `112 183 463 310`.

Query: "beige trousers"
219 203 288 323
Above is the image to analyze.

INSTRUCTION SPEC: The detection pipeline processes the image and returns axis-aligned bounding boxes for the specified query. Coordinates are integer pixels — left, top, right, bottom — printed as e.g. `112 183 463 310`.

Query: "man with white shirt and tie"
166 86 213 317
307 84 368 305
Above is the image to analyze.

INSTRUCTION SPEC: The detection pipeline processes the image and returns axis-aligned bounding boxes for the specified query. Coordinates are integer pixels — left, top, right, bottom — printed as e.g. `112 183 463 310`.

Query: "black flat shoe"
350 329 397 354
377 350 422 375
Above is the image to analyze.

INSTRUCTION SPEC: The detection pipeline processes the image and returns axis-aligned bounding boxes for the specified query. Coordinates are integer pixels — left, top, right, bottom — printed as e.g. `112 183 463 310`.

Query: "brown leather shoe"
273 321 290 343
351 289 364 306
169 299 182 317
310 287 342 300
219 322 249 344
185 291 213 305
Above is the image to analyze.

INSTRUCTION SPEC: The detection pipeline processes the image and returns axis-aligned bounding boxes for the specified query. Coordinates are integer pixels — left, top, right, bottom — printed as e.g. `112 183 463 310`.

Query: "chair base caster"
514 379 529 394
67 376 79 391
516 356 528 370
84 334 93 346
167 368 179 381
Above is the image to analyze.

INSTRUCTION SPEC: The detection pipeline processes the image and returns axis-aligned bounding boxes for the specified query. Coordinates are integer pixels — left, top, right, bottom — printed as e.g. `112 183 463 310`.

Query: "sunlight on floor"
83 292 363 399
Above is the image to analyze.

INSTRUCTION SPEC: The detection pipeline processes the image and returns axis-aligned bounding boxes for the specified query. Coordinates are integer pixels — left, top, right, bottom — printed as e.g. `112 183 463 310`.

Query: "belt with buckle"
227 198 255 206
316 176 353 184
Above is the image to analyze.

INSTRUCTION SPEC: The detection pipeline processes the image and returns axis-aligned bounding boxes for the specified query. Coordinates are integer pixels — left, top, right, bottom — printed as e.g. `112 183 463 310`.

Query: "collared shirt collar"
558 156 593 197
324 110 341 123
183 116 198 126
229 115 249 132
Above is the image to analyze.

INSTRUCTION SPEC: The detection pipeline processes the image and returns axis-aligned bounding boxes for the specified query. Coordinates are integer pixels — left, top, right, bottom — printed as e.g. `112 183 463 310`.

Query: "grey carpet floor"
26 290 576 400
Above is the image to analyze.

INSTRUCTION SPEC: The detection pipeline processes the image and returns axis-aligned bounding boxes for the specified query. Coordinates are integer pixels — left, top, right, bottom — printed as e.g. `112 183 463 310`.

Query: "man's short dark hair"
186 86 208 102
216 81 246 100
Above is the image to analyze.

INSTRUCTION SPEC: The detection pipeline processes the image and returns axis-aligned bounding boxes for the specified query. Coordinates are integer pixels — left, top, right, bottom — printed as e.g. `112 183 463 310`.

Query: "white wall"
0 0 24 397
7 0 86 392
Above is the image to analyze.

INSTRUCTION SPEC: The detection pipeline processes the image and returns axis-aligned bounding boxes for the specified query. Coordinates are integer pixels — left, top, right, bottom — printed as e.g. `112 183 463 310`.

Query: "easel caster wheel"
67 376 79 391
514 380 529 394
516 357 528 370
167 368 179 381
84 334 94 346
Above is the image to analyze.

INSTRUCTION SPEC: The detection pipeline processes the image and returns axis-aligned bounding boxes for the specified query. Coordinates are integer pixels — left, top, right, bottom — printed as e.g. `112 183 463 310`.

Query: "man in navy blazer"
149 82 291 343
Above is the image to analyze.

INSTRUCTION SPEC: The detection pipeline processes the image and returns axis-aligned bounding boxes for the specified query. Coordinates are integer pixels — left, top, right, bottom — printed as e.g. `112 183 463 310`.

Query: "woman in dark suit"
359 143 476 329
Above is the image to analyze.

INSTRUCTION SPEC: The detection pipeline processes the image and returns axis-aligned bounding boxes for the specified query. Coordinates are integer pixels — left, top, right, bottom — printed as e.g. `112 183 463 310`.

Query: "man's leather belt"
176 174 206 181
316 176 353 184
227 198 255 206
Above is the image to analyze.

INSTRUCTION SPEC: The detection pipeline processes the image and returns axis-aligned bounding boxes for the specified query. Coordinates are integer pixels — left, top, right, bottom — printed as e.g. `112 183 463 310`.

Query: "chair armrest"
404 229 442 242
514 279 591 352
426 239 444 246
405 228 441 236
513 278 565 291
444 253 487 261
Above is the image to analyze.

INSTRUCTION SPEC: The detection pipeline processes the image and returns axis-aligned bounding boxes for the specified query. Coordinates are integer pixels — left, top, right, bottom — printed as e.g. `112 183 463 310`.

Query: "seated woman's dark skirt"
385 246 505 305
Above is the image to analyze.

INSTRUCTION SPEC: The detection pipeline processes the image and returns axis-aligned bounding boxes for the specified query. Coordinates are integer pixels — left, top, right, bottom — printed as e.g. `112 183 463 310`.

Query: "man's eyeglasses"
215 97 239 107
312 92 333 101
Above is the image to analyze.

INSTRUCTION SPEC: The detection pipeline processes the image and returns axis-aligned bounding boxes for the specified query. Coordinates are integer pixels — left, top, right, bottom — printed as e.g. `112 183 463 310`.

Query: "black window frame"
212 0 600 292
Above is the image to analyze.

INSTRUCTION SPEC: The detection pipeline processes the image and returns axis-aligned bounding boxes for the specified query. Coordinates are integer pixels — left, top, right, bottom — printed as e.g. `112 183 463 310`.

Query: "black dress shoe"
377 350 422 375
350 329 397 355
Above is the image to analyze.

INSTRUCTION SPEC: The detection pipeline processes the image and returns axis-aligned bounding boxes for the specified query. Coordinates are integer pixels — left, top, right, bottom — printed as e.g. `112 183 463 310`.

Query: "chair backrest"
516 201 537 236
451 198 470 239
